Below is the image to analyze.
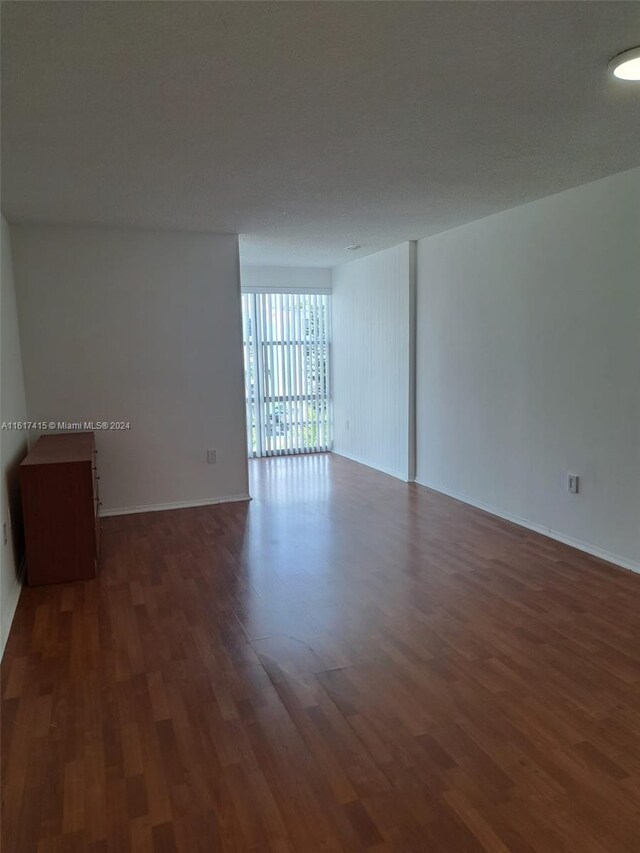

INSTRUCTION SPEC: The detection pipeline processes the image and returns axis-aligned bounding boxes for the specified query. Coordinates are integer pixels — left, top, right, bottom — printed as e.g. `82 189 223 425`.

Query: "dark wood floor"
3 453 640 852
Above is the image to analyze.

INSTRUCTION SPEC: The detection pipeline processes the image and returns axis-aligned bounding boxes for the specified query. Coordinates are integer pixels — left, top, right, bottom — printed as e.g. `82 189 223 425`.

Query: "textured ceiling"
2 1 640 267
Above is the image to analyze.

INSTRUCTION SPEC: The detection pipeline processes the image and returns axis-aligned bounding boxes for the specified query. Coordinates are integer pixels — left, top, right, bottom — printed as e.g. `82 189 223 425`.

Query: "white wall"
332 243 414 480
241 265 331 293
0 216 28 655
416 167 640 570
11 225 249 515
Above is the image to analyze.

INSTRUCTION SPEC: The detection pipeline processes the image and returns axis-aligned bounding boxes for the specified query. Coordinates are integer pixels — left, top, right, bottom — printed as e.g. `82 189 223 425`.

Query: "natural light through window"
241 292 331 457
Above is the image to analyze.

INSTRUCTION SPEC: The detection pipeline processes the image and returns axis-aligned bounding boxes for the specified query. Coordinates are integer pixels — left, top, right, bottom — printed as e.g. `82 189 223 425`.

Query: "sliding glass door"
241 292 331 457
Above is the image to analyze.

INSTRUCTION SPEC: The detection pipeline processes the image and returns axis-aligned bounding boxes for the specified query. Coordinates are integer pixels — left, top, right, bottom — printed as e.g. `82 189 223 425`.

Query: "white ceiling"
2 1 640 267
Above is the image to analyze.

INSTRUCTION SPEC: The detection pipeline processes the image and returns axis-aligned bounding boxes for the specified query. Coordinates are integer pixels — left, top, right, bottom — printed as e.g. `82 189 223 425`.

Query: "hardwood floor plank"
3 453 640 851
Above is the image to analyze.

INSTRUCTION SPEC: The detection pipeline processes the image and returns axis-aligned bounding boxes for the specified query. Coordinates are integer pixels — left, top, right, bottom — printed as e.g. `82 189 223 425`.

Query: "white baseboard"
101 494 251 518
416 479 640 576
1 555 25 660
331 449 409 483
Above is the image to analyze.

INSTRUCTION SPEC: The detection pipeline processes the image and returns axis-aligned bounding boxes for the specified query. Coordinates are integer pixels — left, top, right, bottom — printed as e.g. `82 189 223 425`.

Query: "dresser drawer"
20 432 99 585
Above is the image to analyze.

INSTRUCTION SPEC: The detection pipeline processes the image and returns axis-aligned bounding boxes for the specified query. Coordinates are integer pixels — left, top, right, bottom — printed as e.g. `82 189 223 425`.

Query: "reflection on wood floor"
3 452 640 851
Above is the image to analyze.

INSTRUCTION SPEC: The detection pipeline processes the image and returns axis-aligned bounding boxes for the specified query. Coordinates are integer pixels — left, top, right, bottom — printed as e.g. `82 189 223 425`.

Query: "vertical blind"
241 293 331 457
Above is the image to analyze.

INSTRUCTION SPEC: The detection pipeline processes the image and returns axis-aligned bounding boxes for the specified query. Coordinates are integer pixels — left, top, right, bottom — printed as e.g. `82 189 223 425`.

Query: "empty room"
1 2 640 851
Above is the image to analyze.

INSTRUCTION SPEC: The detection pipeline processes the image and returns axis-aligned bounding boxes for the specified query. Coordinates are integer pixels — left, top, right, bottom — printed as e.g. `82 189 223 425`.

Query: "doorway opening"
241 292 331 457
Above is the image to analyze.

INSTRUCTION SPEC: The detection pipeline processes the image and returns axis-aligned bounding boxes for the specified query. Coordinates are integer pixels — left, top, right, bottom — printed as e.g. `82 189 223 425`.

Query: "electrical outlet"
207 449 217 464
345 420 350 431
568 474 579 494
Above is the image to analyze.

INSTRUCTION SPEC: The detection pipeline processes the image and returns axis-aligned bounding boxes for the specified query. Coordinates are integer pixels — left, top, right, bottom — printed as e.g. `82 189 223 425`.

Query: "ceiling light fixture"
344 244 362 251
609 46 640 81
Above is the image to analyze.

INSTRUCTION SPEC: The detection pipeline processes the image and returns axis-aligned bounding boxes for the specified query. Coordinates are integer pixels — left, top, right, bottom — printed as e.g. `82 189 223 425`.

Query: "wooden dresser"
20 432 100 585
